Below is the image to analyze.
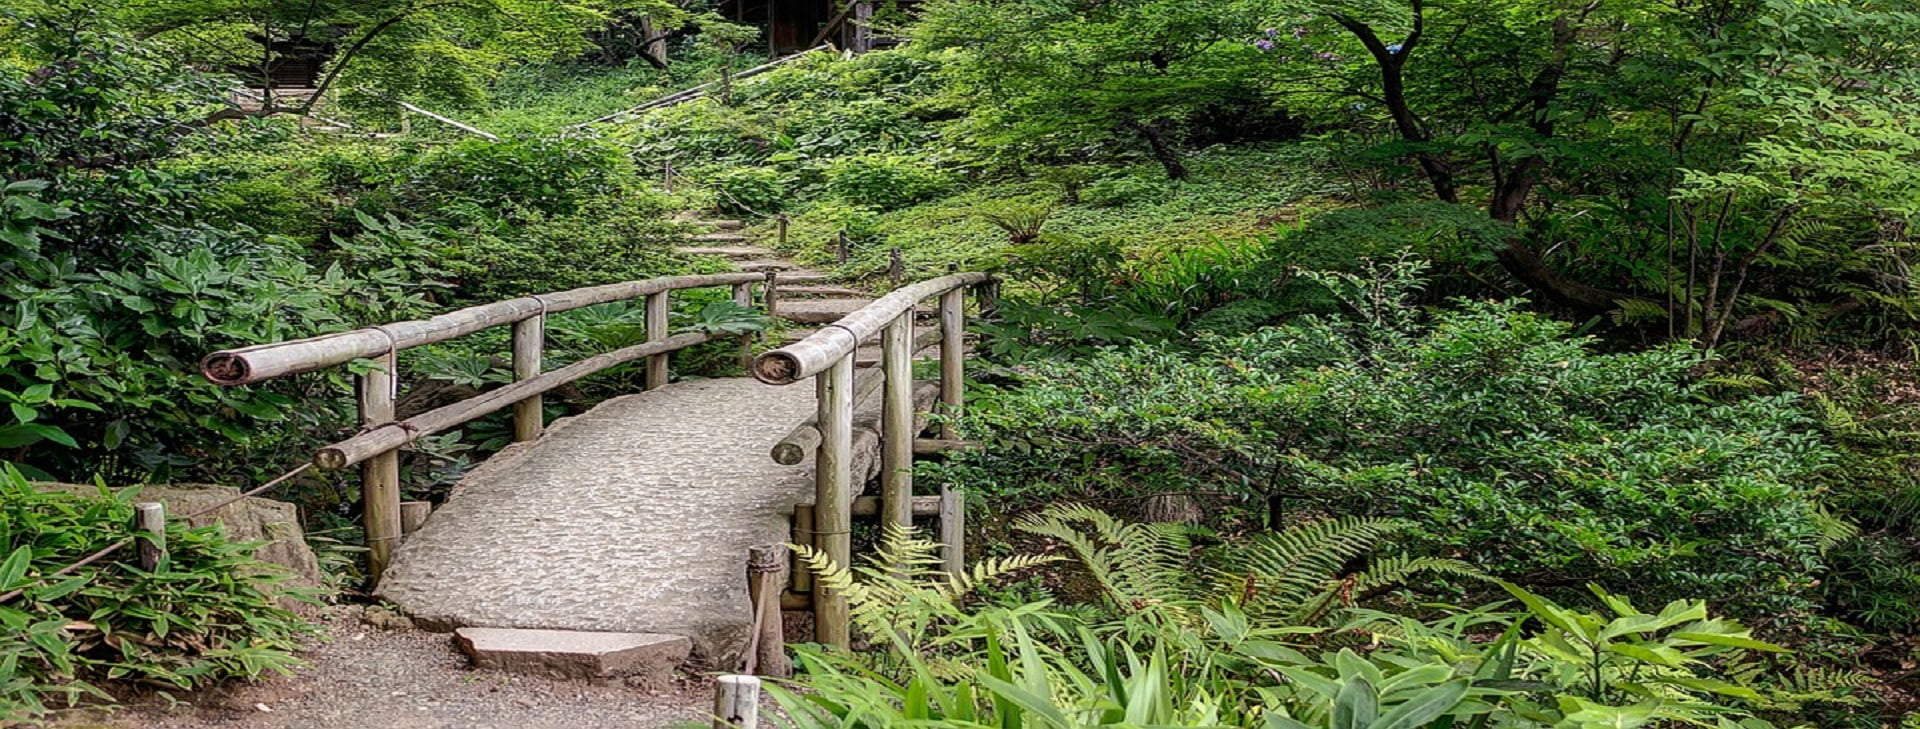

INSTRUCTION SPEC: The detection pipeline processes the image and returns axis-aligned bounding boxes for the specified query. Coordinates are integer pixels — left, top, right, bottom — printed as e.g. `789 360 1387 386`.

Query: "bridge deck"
375 378 817 664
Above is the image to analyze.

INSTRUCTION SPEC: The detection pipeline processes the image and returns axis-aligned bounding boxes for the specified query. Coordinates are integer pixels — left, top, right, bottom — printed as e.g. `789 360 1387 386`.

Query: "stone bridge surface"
374 377 818 665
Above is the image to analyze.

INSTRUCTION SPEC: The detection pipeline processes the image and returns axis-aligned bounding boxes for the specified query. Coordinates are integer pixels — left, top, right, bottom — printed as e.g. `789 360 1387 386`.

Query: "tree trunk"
1128 120 1189 181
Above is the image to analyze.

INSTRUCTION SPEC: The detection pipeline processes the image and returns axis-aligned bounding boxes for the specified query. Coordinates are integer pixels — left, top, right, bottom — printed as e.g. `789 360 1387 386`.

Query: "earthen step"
676 246 774 259
698 219 745 230
739 259 794 273
691 232 749 243
454 627 689 691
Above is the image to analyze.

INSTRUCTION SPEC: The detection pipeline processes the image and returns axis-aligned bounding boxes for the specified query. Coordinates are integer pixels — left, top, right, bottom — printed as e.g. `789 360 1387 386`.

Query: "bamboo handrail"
751 272 991 385
201 271 774 583
769 327 943 465
201 273 764 385
315 332 716 470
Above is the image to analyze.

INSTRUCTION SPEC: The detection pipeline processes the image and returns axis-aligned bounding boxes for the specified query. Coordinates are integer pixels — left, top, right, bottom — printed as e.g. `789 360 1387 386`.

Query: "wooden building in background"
721 0 917 55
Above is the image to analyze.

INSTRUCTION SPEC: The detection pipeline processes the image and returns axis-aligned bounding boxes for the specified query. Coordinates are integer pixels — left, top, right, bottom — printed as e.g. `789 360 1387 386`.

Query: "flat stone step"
776 298 876 324
691 232 750 243
775 271 832 285
738 259 794 273
777 285 868 298
697 219 745 230
455 628 689 690
676 246 774 259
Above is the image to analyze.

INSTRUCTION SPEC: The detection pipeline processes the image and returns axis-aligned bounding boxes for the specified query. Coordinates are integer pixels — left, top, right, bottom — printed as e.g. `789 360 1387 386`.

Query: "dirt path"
53 610 721 729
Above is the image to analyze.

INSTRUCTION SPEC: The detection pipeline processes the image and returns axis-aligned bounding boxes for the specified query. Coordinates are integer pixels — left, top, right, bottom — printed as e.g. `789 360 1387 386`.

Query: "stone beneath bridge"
376 378 818 667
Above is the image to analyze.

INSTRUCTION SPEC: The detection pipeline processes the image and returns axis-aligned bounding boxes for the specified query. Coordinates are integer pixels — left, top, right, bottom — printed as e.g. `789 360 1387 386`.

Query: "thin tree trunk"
1128 119 1189 181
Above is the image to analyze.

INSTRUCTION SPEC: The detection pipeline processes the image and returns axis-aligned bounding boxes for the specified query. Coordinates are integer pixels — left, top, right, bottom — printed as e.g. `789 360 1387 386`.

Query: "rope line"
0 462 314 604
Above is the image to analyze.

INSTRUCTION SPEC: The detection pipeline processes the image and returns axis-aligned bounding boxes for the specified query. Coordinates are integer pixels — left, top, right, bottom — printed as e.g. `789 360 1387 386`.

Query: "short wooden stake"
812 356 855 648
887 247 904 288
133 502 166 571
511 314 544 442
763 271 780 319
939 486 964 578
713 675 760 729
645 292 670 390
400 501 432 536
880 313 915 536
836 230 850 265
776 215 790 250
745 545 792 678
360 350 402 584
938 288 966 441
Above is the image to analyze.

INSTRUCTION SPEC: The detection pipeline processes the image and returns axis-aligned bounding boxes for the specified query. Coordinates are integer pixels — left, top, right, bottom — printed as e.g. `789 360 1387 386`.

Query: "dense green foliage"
776 524 1829 729
944 264 1835 613
0 468 318 720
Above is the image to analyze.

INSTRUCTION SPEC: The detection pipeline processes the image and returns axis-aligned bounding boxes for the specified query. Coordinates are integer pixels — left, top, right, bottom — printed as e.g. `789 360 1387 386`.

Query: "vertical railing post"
813 356 855 648
939 288 966 440
733 281 756 372
777 215 790 250
880 312 914 536
511 313 545 442
763 271 780 320
938 485 964 578
134 502 166 571
646 291 670 390
360 350 402 583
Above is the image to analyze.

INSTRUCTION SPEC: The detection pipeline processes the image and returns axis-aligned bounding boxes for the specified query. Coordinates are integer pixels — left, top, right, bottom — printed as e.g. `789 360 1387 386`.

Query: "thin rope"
0 463 314 604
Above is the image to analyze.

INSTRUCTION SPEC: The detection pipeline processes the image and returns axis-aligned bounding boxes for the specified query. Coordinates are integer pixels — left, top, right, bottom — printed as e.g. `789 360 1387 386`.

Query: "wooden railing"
201 272 777 582
751 272 998 647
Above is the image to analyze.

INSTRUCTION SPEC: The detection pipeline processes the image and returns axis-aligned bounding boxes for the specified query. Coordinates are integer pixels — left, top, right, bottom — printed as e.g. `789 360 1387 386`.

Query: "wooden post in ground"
745 545 792 678
790 504 813 594
134 502 166 571
836 231 850 265
360 350 402 583
939 486 964 578
646 292 670 390
733 281 756 372
887 247 904 288
713 675 761 729
938 288 966 440
511 313 544 442
880 313 914 536
812 356 855 647
776 215 790 250
763 271 780 321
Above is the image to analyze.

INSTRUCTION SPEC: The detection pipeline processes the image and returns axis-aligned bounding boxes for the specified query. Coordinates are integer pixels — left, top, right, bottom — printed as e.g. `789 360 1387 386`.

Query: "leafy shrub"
946 262 1834 614
1081 173 1172 208
0 468 319 721
776 522 1794 729
704 165 787 215
824 154 955 211
396 136 633 221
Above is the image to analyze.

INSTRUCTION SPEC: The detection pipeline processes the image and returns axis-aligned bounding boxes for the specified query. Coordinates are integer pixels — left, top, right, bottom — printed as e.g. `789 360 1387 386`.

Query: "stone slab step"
776 297 876 324
739 259 794 273
454 627 690 690
777 285 868 298
775 271 831 285
677 246 774 259
691 232 750 243
697 219 745 230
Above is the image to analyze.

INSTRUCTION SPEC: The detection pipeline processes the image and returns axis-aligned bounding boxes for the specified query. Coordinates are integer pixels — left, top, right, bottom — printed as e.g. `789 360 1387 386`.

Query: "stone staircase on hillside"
675 218 949 368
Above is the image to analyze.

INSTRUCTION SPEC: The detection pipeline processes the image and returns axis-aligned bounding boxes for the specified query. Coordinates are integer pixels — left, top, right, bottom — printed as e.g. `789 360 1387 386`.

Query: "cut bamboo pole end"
133 502 166 571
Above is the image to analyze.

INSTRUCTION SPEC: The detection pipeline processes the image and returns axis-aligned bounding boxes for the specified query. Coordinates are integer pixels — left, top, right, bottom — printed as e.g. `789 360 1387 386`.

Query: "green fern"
1017 506 1482 628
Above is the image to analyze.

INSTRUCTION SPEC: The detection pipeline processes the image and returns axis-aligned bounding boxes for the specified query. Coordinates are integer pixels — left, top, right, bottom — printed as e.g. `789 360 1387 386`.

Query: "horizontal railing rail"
750 271 997 648
201 272 777 582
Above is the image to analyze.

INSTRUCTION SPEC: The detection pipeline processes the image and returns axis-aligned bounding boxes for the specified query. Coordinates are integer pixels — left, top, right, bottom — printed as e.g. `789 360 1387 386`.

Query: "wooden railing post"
939 288 966 440
733 281 756 372
511 313 544 441
134 502 166 571
880 312 914 535
812 356 855 647
360 350 402 583
938 485 964 578
763 271 780 319
646 292 670 390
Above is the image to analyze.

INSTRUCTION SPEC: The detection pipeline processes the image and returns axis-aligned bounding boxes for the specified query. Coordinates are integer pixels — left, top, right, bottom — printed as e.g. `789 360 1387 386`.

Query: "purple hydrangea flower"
1255 39 1275 51
1264 28 1280 39
1292 26 1309 39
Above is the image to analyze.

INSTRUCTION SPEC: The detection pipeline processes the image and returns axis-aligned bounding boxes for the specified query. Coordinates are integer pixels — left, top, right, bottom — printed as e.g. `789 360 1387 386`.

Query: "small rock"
362 605 416 631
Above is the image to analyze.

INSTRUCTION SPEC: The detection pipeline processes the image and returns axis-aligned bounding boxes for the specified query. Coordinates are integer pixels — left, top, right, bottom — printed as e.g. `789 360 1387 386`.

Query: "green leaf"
0 546 31 588
1332 677 1379 729
1374 679 1470 729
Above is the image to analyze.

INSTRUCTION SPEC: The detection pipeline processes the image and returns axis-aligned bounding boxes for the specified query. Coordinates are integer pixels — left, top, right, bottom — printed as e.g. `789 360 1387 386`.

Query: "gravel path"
54 610 721 729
